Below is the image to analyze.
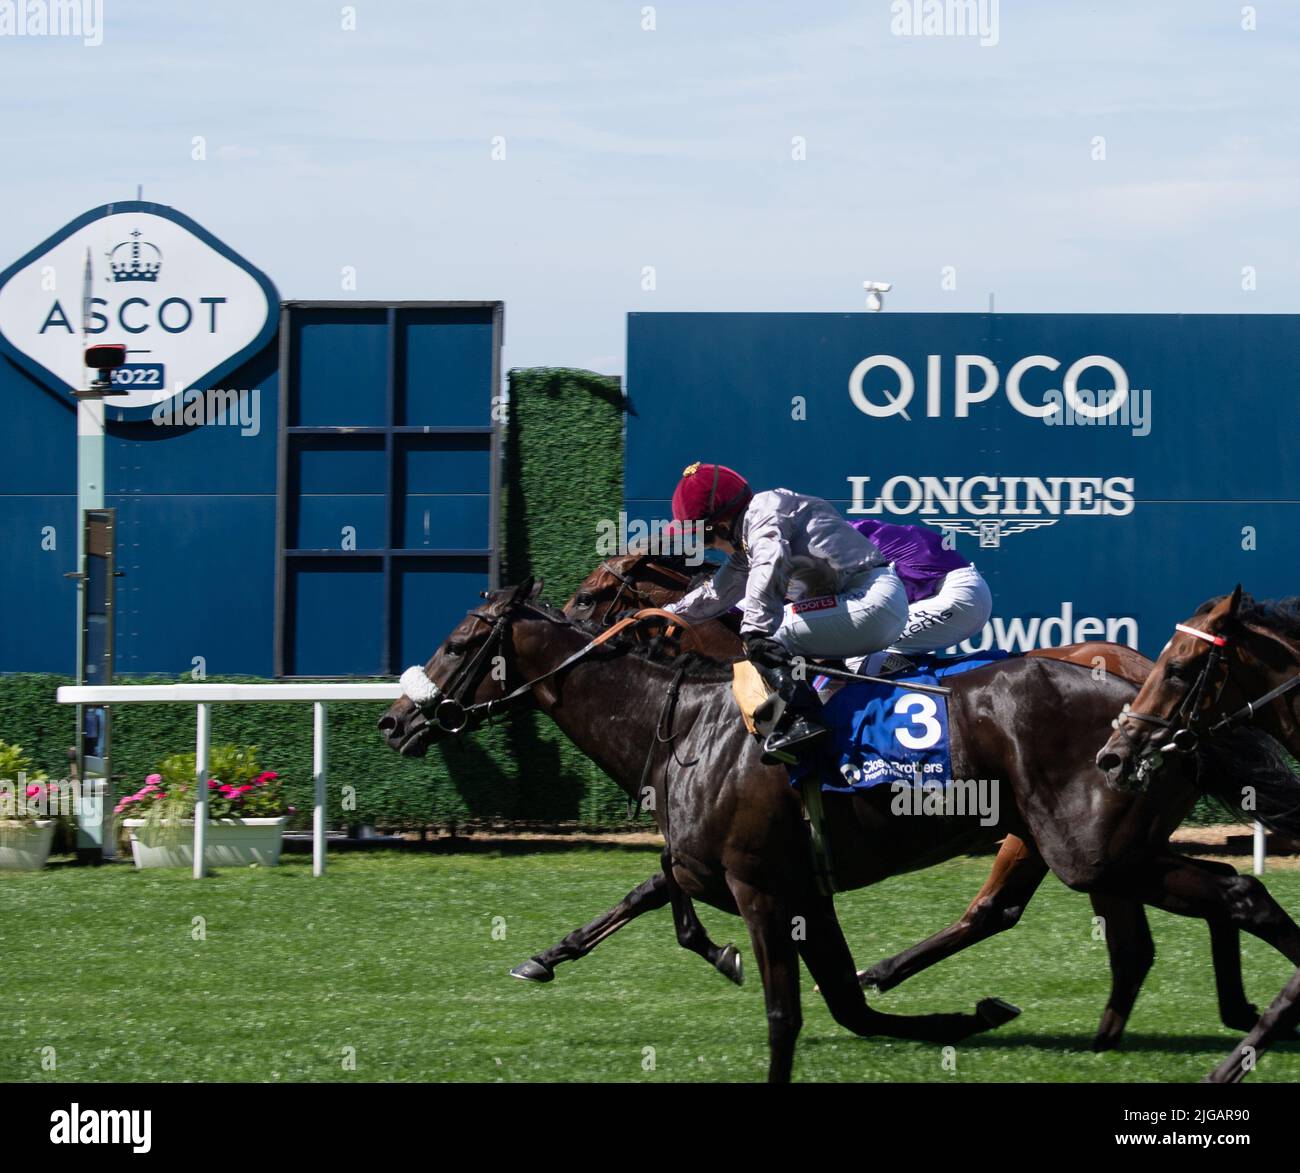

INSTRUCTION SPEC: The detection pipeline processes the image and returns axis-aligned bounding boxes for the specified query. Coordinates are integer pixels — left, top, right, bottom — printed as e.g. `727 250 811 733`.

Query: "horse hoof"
1092 1033 1121 1053
1220 1006 1261 1033
717 944 744 986
857 967 884 990
510 958 555 983
976 997 1021 1030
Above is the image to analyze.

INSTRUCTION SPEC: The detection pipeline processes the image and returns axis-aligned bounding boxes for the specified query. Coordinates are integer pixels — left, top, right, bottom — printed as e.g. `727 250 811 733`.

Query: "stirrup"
760 721 829 766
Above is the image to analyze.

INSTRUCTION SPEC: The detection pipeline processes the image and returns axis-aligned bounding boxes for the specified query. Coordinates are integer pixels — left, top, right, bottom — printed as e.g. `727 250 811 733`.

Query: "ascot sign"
0 202 277 414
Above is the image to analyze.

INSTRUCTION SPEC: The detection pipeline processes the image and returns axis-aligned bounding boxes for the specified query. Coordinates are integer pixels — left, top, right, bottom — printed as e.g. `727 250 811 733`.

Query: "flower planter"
122 817 288 869
0 820 57 871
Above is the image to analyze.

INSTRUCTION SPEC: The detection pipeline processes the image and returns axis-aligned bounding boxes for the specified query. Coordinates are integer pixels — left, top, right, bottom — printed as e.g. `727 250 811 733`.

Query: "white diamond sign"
0 201 278 413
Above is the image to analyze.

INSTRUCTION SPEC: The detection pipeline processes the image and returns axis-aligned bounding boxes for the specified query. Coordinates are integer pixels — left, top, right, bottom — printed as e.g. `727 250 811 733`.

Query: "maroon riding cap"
670 462 752 525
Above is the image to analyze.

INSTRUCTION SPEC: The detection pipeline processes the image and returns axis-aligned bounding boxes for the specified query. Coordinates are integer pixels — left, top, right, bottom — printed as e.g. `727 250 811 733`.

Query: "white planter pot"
0 820 57 871
122 817 288 869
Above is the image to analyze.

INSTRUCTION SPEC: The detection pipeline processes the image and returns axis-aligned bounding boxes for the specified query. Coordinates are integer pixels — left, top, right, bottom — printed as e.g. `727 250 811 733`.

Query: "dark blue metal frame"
273 301 503 677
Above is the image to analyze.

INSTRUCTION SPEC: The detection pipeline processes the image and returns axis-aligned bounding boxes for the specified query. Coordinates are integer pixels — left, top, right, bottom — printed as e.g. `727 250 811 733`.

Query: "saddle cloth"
789 651 1015 793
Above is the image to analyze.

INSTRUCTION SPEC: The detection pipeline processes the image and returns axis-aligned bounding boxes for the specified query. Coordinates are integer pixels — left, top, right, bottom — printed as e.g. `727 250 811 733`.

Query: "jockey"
847 519 992 672
662 463 909 764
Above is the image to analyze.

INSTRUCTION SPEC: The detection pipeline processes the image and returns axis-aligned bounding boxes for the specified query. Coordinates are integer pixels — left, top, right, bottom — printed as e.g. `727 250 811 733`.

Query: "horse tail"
1198 727 1300 836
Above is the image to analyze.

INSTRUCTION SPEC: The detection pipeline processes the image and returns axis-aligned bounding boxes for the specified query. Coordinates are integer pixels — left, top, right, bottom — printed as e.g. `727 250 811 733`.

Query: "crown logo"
682 462 701 477
108 230 162 283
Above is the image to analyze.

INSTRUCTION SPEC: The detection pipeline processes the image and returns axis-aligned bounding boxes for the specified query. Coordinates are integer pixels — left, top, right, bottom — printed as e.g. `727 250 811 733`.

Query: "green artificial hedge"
0 367 632 829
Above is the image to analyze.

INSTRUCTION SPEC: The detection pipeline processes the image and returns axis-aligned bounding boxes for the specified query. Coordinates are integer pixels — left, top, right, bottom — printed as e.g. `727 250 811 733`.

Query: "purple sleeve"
851 519 970 604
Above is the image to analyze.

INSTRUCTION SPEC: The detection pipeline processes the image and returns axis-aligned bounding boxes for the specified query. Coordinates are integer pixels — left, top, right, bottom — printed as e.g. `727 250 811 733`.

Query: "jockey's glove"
743 634 789 672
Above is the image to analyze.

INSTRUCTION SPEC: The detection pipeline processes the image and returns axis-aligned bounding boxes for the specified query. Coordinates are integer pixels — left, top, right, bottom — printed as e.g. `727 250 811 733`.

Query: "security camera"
863 280 892 312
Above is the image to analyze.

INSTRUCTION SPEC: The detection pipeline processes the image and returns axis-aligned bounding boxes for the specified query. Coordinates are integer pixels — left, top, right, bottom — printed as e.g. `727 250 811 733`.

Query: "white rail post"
193 702 211 879
1254 820 1266 876
313 701 327 877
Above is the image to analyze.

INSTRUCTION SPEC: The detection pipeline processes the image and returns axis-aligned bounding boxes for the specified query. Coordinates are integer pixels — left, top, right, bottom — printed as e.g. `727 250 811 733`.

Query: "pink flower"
208 779 219 789
25 784 42 798
262 772 278 782
219 784 236 797
145 774 162 786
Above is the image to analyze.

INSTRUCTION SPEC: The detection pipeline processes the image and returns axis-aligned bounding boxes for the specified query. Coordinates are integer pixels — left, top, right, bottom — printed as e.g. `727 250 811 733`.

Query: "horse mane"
618 639 737 682
587 554 716 593
1194 593 1300 642
516 597 735 682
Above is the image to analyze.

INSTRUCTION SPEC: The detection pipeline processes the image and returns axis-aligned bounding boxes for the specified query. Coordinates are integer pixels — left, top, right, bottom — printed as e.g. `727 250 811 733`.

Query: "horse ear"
528 578 544 599
510 576 536 605
1228 584 1243 617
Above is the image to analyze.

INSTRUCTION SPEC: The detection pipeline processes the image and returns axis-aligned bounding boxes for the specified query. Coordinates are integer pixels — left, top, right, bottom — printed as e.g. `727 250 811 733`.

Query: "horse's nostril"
377 715 398 733
1096 751 1121 772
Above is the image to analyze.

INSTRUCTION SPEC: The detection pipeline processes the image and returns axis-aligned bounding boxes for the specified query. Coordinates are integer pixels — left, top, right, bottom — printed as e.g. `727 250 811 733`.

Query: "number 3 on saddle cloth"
787 651 1015 793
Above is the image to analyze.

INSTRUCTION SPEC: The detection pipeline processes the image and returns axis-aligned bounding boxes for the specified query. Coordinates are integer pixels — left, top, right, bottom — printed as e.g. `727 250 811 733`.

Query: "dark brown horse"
379 580 1300 1080
1097 587 1300 1082
548 555 1288 1051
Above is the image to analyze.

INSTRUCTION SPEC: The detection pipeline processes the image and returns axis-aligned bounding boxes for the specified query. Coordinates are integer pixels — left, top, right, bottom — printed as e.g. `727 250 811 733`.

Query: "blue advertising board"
626 312 1299 658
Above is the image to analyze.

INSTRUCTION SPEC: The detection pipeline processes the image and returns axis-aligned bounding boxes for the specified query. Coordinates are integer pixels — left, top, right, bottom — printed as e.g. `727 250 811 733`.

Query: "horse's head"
378 577 545 757
564 553 695 625
1096 586 1244 789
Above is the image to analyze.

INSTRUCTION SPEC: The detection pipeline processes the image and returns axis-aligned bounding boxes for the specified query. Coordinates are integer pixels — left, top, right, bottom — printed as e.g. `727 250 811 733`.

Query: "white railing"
54 682 1272 879
56 683 402 879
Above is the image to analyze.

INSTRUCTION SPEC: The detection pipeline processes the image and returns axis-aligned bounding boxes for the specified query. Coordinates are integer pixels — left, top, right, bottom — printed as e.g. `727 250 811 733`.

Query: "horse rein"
400 604 693 735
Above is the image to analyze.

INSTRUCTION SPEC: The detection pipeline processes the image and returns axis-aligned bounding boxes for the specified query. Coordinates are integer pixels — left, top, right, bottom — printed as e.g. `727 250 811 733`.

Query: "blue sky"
2 0 1296 375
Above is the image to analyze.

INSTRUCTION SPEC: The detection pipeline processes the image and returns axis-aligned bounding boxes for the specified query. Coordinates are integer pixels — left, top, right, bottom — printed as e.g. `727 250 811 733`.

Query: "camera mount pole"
68 248 129 862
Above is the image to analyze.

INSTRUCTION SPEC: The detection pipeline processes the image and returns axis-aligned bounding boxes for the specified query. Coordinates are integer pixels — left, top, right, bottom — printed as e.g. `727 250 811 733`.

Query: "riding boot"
753 666 829 766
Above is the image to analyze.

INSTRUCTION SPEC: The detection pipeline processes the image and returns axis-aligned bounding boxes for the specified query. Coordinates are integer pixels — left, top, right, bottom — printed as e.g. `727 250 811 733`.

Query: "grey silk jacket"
664 488 886 636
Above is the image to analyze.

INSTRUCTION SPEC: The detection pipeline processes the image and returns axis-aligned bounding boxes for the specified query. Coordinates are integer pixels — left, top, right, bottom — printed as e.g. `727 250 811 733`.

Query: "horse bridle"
1119 620 1300 777
592 558 694 623
402 605 515 735
1121 623 1231 760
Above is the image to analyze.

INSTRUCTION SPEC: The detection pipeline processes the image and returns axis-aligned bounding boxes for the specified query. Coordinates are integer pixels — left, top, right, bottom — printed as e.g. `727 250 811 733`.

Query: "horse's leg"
510 872 671 982
1182 857 1261 1032
661 848 744 984
858 835 1048 991
1097 850 1300 1051
796 893 1022 1044
1089 892 1155 1051
727 876 802 1083
1207 966 1300 1083
1120 851 1300 968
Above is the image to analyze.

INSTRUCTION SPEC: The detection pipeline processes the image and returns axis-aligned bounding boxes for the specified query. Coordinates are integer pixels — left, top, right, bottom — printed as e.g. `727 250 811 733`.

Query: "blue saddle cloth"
790 651 1016 793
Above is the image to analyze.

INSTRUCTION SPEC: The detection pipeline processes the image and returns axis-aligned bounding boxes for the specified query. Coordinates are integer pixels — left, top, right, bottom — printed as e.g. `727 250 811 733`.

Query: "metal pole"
1254 820 1266 876
313 701 327 877
193 703 210 879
